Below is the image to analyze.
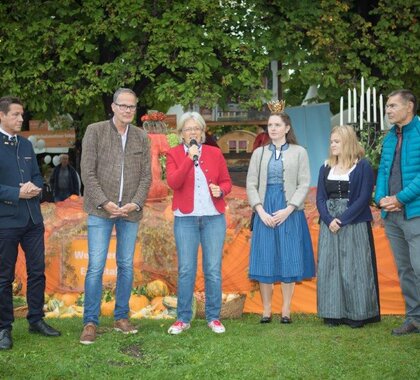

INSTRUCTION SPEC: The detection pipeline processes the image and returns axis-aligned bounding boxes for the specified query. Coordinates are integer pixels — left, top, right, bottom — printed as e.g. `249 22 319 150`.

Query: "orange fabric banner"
195 226 404 315
14 188 405 316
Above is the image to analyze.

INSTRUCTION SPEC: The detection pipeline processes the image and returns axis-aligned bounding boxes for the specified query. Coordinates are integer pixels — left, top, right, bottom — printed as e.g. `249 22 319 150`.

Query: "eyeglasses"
182 127 202 133
115 103 137 112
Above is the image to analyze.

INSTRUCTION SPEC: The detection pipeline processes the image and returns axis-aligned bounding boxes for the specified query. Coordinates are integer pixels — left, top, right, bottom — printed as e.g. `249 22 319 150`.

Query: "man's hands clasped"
103 202 138 218
19 182 42 199
379 195 402 212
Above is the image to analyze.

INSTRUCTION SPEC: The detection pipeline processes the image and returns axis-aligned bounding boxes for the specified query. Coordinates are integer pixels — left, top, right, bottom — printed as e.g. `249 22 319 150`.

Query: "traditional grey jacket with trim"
246 143 310 211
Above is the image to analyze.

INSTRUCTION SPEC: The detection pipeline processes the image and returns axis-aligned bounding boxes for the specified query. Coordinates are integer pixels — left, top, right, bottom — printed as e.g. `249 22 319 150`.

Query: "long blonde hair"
327 125 364 168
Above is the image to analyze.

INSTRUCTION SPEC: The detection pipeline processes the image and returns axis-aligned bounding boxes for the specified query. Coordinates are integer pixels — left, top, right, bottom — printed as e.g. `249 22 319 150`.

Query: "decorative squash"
59 312 75 318
150 296 166 313
162 296 177 318
129 294 150 312
58 293 79 307
46 298 63 312
45 308 60 318
100 300 115 317
145 280 169 298
162 296 177 309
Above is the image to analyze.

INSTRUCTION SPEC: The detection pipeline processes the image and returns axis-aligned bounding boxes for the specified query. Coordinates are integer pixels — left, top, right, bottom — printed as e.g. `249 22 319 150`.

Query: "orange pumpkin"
57 293 79 307
150 296 166 313
145 280 169 298
100 300 115 316
129 294 150 312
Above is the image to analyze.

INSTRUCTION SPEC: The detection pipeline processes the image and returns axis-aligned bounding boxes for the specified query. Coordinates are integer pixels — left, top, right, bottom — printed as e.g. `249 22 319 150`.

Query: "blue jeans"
174 214 226 323
83 215 139 325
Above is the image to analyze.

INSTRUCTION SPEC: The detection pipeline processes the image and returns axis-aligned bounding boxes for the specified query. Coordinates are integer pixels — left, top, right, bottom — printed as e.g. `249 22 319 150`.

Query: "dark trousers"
0 220 46 330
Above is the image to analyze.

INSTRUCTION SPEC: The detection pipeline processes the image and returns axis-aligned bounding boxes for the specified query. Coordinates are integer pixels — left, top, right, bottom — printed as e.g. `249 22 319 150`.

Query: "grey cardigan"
246 144 310 211
81 119 151 222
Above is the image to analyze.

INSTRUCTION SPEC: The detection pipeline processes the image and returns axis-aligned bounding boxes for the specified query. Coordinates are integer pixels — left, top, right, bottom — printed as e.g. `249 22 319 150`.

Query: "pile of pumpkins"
44 279 176 319
42 280 242 319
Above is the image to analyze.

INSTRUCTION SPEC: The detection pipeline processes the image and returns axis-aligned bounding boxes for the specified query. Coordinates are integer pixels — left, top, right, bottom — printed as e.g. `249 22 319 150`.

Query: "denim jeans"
83 215 139 325
174 214 226 323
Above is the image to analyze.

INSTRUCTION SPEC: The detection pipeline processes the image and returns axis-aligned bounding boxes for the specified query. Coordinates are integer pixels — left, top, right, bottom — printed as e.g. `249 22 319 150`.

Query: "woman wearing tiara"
246 101 315 324
316 125 380 328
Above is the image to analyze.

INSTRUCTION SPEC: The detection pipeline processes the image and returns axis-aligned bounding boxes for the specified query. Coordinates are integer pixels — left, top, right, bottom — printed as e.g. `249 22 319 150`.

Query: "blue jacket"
316 158 374 227
375 116 420 220
0 132 44 228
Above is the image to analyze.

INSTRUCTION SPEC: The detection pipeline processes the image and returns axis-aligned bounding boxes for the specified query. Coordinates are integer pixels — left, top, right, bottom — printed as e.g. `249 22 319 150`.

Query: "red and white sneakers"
168 319 226 334
208 320 226 334
168 320 191 335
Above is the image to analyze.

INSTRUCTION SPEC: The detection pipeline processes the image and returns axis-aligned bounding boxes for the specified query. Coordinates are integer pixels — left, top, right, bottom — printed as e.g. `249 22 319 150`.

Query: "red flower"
141 111 166 123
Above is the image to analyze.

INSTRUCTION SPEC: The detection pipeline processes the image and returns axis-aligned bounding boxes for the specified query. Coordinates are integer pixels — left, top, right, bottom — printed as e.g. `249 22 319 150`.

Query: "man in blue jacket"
0 96 60 350
375 89 420 336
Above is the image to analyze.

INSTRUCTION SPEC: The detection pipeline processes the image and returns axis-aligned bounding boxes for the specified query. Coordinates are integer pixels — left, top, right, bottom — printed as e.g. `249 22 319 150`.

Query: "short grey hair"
177 112 206 143
388 89 417 114
113 88 137 103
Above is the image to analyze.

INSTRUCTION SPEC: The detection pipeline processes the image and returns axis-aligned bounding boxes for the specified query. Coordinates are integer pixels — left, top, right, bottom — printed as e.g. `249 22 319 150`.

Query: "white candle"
340 96 344 126
348 88 352 123
360 78 364 130
373 87 377 123
353 88 357 122
366 87 371 123
379 94 384 130
361 77 364 100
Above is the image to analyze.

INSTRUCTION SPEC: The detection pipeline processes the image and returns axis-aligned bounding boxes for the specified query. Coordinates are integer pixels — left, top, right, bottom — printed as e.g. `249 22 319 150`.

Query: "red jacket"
252 132 270 151
166 144 232 214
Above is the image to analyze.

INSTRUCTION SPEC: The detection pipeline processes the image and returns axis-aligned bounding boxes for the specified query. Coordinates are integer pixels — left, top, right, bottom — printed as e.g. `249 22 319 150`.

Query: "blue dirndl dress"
249 144 315 284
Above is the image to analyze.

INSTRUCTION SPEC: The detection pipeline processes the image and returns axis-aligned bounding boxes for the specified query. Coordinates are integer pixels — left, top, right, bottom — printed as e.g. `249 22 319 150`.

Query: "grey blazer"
246 144 310 211
81 119 151 222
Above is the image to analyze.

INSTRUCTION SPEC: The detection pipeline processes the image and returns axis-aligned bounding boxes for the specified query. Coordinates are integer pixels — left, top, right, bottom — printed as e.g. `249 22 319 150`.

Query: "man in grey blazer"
80 88 151 344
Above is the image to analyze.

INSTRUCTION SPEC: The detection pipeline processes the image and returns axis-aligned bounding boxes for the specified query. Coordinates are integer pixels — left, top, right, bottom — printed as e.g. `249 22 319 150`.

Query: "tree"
253 0 419 113
1 0 418 135
0 0 269 136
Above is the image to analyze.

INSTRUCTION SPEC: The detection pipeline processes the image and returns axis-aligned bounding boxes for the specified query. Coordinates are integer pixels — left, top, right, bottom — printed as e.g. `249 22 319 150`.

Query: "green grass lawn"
1 314 419 380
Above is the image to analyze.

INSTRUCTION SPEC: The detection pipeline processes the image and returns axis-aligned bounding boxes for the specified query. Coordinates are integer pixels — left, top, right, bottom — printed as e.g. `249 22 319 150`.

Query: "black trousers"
0 220 45 330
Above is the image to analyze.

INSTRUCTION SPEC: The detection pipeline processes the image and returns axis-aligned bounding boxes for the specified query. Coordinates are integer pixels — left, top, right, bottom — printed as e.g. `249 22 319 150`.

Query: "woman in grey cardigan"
246 107 315 324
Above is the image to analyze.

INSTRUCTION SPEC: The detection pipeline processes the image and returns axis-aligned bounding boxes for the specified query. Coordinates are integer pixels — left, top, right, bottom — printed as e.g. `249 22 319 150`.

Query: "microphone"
189 139 199 167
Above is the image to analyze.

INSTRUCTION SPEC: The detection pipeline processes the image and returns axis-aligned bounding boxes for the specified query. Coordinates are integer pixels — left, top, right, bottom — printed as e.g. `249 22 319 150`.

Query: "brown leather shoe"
114 319 138 334
391 322 419 336
80 323 96 345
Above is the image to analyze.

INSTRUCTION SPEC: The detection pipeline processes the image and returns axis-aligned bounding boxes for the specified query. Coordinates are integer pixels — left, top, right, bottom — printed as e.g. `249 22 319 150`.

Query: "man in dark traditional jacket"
0 96 60 350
